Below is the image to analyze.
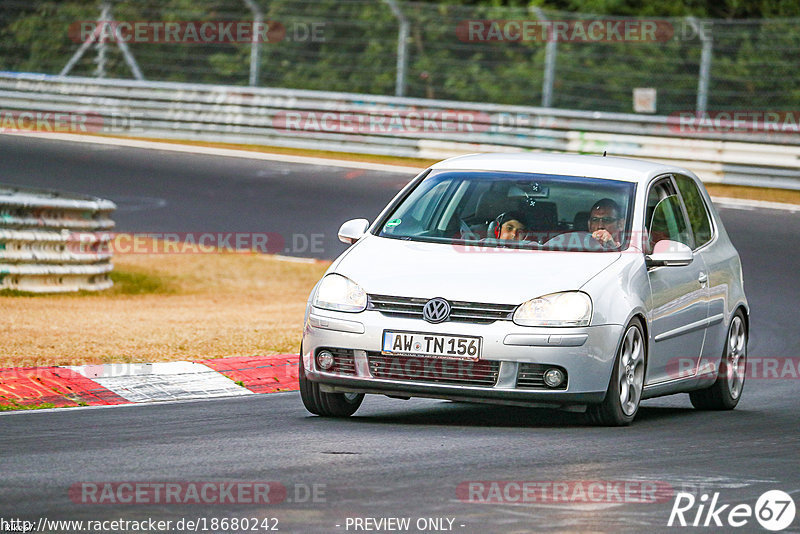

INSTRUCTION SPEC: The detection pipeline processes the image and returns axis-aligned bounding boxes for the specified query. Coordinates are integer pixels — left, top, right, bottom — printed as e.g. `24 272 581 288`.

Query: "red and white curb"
0 354 299 410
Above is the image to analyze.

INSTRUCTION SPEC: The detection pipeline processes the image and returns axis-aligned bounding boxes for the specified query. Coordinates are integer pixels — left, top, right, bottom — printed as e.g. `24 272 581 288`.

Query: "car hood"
333 235 621 305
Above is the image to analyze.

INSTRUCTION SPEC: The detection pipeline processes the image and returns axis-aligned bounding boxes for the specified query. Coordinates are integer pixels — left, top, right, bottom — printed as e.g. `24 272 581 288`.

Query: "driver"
492 211 527 240
588 198 623 248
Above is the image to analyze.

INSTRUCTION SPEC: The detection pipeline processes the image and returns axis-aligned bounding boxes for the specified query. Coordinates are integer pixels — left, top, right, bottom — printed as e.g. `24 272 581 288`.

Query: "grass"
0 270 173 298
0 401 57 411
0 399 89 411
108 269 174 295
0 239 329 368
705 183 800 205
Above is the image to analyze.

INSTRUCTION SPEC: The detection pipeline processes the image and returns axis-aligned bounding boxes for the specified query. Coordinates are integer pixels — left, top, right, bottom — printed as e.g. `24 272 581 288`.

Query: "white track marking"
67 361 251 403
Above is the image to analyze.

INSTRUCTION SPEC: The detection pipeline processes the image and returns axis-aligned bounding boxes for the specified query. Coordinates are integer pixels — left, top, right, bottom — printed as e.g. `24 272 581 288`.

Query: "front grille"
517 363 568 390
368 294 516 324
367 352 499 387
317 347 356 376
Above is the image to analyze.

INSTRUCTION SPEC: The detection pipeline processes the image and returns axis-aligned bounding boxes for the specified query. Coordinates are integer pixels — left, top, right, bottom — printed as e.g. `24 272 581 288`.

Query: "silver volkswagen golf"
299 153 748 425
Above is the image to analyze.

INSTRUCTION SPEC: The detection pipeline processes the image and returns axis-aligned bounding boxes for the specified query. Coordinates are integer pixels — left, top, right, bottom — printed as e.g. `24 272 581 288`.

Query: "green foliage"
0 400 57 411
108 270 173 295
1 0 800 112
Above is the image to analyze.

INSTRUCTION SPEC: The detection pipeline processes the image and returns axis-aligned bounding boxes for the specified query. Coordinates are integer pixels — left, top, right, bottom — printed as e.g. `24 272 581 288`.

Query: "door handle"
698 272 708 286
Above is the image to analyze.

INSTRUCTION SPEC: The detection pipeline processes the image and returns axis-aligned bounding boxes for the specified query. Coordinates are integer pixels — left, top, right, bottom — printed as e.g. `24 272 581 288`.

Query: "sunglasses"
590 216 618 224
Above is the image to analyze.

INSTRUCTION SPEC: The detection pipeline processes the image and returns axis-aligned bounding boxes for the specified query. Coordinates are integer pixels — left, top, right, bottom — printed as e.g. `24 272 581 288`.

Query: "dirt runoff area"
0 245 329 368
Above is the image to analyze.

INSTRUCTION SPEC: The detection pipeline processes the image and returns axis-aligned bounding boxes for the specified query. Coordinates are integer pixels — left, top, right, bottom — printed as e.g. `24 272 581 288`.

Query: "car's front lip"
302 307 624 404
308 372 607 407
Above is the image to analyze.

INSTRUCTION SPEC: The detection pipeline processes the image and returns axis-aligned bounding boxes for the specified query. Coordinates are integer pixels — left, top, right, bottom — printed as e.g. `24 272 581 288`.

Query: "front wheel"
299 352 364 417
689 311 746 410
587 318 646 426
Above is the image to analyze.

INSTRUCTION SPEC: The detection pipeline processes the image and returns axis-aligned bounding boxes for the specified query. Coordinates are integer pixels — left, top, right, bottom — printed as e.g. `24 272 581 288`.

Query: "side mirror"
646 240 693 267
338 218 370 244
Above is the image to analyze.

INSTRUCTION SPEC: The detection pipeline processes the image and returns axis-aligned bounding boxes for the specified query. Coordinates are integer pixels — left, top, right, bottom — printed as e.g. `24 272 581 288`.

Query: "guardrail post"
382 0 409 97
532 7 557 108
243 0 263 86
687 17 712 115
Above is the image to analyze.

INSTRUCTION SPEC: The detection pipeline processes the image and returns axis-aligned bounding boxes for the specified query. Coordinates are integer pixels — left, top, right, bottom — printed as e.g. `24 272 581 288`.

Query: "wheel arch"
733 304 749 336
631 312 650 375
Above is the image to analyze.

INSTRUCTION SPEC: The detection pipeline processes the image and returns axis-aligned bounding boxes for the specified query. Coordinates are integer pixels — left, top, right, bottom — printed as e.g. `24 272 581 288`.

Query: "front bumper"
302 307 624 408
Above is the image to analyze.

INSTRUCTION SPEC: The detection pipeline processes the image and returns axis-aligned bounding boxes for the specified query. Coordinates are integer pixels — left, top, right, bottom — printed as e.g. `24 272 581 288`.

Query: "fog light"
543 368 565 388
316 350 335 371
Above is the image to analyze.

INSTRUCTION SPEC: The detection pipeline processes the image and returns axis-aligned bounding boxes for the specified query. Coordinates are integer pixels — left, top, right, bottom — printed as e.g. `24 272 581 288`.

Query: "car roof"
429 152 692 183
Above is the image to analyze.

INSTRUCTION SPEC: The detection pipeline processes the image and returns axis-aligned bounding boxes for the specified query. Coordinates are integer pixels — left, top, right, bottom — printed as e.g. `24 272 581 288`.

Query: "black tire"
689 311 747 410
587 318 646 426
299 352 364 417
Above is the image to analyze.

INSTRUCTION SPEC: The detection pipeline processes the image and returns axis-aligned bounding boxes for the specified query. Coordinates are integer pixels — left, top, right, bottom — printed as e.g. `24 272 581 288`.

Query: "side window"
674 174 713 248
645 180 693 252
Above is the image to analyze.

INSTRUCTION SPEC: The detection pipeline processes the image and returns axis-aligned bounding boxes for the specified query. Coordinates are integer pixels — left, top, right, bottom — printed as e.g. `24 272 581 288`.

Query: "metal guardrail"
1 72 800 190
0 183 115 293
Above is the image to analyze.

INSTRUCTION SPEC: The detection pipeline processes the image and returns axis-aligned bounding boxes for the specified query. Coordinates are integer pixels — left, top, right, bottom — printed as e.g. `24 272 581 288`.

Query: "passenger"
588 198 623 247
492 211 527 240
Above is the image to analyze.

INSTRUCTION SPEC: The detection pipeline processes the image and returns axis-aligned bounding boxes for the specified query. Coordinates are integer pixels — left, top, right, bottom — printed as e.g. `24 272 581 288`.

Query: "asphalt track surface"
1 135 799 533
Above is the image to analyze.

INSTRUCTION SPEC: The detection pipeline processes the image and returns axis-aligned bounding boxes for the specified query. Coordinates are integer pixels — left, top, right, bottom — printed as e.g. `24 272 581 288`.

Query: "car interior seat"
573 211 590 232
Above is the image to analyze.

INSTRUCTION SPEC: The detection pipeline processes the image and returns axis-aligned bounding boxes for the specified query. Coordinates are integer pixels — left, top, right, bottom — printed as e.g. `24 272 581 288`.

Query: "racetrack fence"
0 183 116 292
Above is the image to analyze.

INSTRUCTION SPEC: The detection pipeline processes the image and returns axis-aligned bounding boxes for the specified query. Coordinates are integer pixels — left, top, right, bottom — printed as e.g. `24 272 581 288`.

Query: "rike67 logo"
668 490 796 531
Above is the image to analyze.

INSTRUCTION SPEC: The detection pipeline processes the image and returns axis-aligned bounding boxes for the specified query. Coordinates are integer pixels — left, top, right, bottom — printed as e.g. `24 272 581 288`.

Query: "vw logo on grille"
422 298 451 323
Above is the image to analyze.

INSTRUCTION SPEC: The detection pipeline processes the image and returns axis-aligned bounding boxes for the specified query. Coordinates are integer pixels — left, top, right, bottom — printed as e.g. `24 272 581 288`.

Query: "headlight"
313 274 367 313
513 291 592 327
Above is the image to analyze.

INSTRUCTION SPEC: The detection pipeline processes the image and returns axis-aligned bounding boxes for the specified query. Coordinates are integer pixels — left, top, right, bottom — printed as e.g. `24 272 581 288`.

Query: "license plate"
382 331 482 360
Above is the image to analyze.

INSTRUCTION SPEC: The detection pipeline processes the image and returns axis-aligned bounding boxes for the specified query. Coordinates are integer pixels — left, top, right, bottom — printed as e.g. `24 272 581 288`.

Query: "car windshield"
378 170 637 251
